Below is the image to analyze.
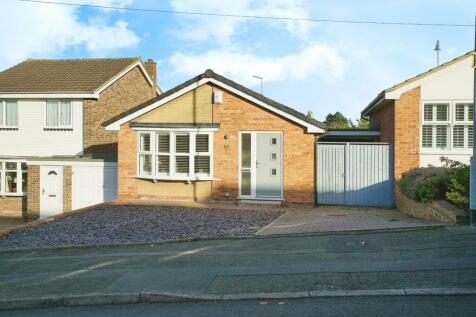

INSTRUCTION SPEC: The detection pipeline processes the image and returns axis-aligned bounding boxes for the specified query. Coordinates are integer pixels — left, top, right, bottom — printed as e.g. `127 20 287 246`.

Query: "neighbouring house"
361 50 475 179
104 69 326 204
0 57 159 219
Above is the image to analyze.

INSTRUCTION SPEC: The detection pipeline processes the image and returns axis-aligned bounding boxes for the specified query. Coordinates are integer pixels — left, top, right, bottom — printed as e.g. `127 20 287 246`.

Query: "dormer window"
45 100 72 129
0 100 18 128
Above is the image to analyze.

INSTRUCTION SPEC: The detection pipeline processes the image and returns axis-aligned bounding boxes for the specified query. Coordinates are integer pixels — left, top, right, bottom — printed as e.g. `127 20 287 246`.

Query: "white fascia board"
27 160 117 166
106 77 325 133
0 93 98 99
96 60 154 95
132 127 219 132
207 78 325 134
105 78 209 130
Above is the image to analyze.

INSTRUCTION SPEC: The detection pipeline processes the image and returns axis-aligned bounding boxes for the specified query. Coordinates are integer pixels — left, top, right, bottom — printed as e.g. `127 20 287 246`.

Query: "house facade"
361 51 475 178
0 58 159 219
105 70 326 204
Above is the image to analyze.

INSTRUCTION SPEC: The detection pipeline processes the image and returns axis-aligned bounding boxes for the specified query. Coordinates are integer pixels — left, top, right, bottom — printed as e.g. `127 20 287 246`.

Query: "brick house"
0 58 159 219
105 70 326 204
361 50 475 179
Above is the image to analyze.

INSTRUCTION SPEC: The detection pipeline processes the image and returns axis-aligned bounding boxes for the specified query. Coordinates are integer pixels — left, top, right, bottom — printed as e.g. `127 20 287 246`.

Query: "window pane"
195 156 210 175
139 154 152 175
157 133 170 153
21 162 27 171
453 125 465 148
436 104 448 121
436 125 447 148
469 104 474 121
6 162 17 170
241 133 251 168
469 125 473 148
140 133 151 152
5 101 18 126
455 104 465 121
22 171 27 193
176 134 190 153
422 126 433 148
0 103 3 125
157 155 170 174
6 171 17 193
59 101 71 126
195 134 209 152
0 171 2 192
46 100 59 126
175 156 189 174
241 171 251 196
423 104 433 121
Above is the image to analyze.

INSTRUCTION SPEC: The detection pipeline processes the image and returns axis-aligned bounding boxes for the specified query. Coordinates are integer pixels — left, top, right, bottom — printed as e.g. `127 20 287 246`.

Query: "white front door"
40 166 63 219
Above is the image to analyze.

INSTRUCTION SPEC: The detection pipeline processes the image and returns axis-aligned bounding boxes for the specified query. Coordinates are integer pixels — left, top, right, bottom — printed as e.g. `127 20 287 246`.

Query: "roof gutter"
360 91 386 117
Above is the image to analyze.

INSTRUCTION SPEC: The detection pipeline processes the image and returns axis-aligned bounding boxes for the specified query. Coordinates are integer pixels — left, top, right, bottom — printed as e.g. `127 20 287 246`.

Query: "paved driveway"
256 206 443 236
0 210 25 233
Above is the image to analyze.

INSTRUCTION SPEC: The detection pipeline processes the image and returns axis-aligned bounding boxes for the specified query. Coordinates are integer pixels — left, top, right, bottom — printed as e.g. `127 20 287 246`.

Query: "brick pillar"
25 165 40 220
63 166 72 212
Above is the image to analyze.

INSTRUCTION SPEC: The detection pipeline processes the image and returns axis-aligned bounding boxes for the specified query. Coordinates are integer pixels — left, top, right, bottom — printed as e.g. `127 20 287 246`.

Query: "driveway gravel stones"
0 205 283 250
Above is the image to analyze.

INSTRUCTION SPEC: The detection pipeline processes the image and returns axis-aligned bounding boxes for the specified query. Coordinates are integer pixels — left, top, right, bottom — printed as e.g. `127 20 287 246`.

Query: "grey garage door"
316 143 394 208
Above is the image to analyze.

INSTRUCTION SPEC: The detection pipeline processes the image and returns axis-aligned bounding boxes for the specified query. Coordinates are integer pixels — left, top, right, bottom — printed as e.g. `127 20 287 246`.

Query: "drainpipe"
471 15 476 225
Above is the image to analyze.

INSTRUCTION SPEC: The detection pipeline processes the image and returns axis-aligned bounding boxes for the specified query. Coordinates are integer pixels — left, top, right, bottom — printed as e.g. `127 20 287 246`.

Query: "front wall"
0 196 26 213
117 84 316 203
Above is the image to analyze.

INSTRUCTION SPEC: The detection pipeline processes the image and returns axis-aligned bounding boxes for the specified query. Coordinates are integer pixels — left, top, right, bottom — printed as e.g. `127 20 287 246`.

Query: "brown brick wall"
0 196 26 213
25 165 40 220
369 86 420 179
83 66 156 159
63 165 72 212
117 84 316 203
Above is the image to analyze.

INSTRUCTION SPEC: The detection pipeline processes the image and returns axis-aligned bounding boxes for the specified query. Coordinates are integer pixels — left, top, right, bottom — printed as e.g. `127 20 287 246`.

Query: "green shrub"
399 167 447 201
441 157 470 211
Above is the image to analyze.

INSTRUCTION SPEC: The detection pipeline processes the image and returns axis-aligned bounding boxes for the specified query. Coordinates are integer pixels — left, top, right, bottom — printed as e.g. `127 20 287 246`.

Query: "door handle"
42 188 45 195
256 161 260 167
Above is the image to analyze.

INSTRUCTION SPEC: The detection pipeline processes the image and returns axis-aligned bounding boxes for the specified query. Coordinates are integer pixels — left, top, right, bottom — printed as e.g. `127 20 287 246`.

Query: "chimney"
144 58 157 88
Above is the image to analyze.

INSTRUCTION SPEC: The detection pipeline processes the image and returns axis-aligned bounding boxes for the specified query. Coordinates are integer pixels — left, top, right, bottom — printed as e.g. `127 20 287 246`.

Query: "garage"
72 164 118 210
316 142 394 208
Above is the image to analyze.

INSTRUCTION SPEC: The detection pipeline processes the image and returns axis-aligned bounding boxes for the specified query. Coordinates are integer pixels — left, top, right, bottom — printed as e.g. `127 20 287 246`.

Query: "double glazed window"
0 161 27 195
422 102 474 150
46 100 72 128
0 100 18 128
137 131 212 179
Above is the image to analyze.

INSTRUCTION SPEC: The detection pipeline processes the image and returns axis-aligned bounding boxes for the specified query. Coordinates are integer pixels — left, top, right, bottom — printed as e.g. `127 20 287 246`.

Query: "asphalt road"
3 296 476 317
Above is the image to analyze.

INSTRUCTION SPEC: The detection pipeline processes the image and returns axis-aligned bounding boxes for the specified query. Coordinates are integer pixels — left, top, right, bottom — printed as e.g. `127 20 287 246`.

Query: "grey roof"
104 69 326 130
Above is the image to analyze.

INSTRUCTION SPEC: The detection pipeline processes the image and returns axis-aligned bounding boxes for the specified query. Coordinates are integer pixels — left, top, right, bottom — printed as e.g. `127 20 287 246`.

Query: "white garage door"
72 164 117 210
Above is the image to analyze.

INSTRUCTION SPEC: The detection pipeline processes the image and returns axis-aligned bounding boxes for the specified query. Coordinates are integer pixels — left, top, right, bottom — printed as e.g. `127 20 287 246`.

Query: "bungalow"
361 50 475 178
105 70 326 204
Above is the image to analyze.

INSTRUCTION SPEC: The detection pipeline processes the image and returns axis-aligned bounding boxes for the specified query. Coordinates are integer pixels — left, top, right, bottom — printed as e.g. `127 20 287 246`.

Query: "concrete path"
0 210 25 232
256 206 442 235
1 226 476 310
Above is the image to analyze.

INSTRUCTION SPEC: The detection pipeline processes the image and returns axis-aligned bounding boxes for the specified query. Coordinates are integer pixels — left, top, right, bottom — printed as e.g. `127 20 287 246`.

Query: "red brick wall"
83 66 156 159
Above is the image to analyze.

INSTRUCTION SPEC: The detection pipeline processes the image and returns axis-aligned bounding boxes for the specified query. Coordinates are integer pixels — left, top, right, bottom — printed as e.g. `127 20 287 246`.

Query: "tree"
354 117 369 129
324 112 352 129
306 110 313 119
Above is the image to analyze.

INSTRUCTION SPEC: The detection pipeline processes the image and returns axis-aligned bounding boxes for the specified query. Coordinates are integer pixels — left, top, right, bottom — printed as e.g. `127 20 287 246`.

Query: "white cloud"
169 0 311 44
0 0 139 69
169 43 346 87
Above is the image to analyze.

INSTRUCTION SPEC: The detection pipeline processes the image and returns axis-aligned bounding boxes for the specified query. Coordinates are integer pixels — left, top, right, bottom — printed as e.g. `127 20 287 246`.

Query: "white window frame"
135 129 214 181
44 99 73 129
453 102 473 149
420 100 474 154
0 160 27 196
0 100 18 128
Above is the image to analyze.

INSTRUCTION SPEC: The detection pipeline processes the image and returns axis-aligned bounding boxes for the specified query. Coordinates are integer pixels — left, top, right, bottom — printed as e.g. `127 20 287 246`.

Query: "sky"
0 0 475 122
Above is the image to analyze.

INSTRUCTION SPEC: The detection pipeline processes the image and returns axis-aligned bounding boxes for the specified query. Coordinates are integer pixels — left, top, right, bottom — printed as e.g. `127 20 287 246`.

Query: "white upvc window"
45 99 72 128
421 103 450 149
136 130 213 180
453 103 473 149
0 100 18 128
0 161 27 196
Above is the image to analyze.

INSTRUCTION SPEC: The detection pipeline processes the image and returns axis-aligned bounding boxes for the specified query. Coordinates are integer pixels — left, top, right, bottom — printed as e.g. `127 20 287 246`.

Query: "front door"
239 132 282 199
40 166 63 219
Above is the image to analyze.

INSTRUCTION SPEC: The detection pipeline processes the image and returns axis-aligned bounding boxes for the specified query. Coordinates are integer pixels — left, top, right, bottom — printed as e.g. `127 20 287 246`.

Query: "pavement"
1 226 476 310
4 296 476 317
256 205 442 235
0 210 25 232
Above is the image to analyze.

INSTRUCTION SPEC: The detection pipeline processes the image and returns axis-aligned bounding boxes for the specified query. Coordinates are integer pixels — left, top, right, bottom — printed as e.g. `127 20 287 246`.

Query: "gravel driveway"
0 205 282 250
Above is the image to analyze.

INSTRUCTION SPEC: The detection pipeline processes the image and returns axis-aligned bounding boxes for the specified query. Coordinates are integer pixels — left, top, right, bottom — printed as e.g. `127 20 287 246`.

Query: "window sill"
135 175 215 181
43 127 73 131
420 149 473 155
0 193 26 197
0 127 18 130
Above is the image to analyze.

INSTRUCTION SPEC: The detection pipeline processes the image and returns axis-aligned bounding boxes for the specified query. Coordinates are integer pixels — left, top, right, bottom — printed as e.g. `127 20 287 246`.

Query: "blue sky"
1 0 475 121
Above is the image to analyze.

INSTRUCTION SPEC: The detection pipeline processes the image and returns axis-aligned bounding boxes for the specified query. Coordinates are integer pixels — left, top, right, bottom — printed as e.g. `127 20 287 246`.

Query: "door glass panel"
241 171 251 196
241 133 251 168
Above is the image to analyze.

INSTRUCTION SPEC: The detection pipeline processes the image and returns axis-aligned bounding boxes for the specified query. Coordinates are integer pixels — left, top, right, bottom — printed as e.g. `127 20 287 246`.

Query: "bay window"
137 131 213 180
0 100 18 128
0 161 27 196
421 103 449 149
46 100 72 128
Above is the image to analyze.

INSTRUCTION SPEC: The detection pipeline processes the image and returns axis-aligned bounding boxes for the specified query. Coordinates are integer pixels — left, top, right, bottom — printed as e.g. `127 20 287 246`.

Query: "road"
3 296 476 317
